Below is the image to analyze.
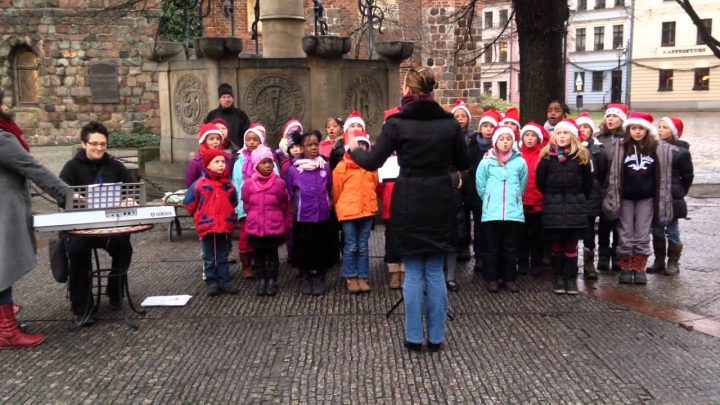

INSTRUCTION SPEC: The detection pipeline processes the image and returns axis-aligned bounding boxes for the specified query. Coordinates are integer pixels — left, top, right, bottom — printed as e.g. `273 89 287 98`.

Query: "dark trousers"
383 218 401 263
598 214 618 250
0 287 11 305
518 212 543 267
201 233 232 288
483 221 521 282
472 208 485 261
66 234 133 316
584 215 598 250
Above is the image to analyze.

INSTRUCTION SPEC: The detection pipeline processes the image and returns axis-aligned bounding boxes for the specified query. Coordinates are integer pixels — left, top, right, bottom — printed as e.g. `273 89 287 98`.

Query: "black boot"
610 247 620 271
564 254 579 295
551 254 565 294
311 271 326 296
597 247 610 271
300 270 313 295
266 261 279 296
255 260 267 296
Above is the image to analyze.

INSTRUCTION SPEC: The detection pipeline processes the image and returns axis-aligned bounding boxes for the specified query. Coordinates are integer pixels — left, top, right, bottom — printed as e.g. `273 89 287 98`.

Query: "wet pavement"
2 112 717 402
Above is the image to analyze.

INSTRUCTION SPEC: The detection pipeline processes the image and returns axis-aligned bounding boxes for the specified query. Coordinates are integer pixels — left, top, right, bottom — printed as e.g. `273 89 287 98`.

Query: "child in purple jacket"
242 146 291 296
285 130 334 296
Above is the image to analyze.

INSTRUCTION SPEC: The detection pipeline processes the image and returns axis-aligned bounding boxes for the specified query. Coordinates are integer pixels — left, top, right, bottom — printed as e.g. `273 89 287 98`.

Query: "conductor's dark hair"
80 121 110 143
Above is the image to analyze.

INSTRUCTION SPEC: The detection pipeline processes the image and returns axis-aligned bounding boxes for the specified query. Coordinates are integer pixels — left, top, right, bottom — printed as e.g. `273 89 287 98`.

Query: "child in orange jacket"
332 126 379 294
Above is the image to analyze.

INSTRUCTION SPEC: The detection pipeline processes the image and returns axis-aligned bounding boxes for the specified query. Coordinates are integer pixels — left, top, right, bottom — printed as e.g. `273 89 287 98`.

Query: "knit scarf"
0 118 30 152
250 170 277 191
240 147 255 179
550 146 569 163
495 149 512 164
293 156 326 173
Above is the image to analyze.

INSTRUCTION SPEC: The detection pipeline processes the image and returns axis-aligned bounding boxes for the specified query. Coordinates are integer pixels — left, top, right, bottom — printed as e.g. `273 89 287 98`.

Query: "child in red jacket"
184 149 239 296
518 122 547 276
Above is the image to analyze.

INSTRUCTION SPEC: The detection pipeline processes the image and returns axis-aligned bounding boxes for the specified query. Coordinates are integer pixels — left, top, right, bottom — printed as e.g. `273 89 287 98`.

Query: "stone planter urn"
138 40 184 62
374 41 414 62
301 35 351 59
195 37 243 59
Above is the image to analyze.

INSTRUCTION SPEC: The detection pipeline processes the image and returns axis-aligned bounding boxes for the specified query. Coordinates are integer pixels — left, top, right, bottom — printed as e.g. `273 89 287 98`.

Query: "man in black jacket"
204 83 250 151
59 122 135 326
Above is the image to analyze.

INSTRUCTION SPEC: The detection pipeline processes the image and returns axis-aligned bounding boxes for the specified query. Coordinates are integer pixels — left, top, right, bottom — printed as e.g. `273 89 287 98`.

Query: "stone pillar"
259 0 305 58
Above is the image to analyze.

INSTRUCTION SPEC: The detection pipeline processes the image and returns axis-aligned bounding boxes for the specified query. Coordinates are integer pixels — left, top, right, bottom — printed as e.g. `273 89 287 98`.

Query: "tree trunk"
512 0 569 124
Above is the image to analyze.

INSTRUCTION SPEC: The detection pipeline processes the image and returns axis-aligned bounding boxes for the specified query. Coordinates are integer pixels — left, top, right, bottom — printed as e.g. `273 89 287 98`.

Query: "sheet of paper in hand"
378 155 400 182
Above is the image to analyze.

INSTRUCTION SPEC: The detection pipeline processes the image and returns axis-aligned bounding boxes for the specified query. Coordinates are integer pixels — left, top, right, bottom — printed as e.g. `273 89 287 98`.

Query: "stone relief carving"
174 74 208 135
244 75 305 139
344 75 385 135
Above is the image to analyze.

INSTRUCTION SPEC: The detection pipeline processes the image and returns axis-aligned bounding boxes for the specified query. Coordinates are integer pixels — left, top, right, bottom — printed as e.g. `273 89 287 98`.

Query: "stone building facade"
0 2 162 144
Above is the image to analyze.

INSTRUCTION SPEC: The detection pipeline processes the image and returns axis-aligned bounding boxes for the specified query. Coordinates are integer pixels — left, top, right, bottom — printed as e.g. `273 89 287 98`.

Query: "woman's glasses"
86 141 107 148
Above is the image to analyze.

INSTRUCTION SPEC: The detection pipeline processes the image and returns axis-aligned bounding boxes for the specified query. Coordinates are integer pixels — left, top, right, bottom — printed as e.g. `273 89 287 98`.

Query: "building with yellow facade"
629 0 719 110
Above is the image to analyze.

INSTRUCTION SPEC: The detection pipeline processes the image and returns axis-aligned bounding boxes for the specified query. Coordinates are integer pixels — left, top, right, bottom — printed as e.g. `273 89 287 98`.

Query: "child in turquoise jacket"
475 125 528 293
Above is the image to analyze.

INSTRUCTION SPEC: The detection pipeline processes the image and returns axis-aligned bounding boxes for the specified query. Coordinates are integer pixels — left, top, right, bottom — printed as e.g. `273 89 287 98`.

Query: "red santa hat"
201 148 227 167
659 116 684 140
553 118 580 138
623 111 658 138
282 119 303 139
244 123 267 145
492 125 517 148
478 109 503 129
604 103 629 122
450 99 472 121
343 111 366 133
520 122 548 145
198 123 224 144
575 112 599 135
500 107 520 128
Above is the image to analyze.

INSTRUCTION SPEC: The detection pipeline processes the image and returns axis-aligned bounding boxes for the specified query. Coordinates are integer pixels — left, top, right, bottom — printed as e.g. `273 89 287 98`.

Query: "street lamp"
616 45 625 71
613 45 626 103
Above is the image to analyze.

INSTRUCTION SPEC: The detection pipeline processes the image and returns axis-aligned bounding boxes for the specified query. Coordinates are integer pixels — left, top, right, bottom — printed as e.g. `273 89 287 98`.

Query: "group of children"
183 98 693 298
450 99 693 294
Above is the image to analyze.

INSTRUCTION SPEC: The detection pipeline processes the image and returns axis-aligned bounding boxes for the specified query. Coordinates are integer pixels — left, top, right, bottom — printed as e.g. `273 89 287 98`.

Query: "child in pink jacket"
242 146 291 296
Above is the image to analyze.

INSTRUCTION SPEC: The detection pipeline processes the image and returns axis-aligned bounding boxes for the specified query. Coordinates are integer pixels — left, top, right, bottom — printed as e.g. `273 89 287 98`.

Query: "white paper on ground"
378 155 400 182
141 295 192 307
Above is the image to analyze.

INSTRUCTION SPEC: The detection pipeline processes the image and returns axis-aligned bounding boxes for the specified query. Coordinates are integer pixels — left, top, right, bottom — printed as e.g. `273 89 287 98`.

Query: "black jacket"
59 150 134 187
536 153 593 230
350 99 470 256
585 137 609 216
204 106 250 150
461 132 492 211
670 140 694 219
329 138 345 171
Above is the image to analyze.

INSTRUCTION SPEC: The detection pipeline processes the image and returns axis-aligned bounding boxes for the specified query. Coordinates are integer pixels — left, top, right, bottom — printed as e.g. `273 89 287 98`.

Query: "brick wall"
0 2 161 145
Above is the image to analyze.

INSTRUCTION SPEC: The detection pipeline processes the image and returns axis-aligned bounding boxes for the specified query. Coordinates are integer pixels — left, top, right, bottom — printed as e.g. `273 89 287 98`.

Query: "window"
575 72 585 92
697 19 712 45
484 11 493 29
594 27 605 51
499 41 508 62
576 28 586 52
592 71 604 91
658 69 673 91
661 22 676 47
694 68 710 90
498 82 508 100
595 0 605 8
578 0 587 10
484 43 493 63
12 48 39 105
499 9 508 26
483 82 492 95
615 0 625 7
613 25 624 49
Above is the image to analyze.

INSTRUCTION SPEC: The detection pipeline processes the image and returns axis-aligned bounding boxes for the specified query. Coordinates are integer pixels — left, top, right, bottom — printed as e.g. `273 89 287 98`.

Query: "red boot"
0 303 45 349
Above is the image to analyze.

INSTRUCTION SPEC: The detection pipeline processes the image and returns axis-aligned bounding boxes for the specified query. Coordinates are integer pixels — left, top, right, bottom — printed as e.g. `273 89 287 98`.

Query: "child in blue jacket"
475 125 528 293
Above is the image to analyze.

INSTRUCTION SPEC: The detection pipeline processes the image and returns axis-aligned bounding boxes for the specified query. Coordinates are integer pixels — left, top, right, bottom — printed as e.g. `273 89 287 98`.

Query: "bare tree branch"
675 0 720 59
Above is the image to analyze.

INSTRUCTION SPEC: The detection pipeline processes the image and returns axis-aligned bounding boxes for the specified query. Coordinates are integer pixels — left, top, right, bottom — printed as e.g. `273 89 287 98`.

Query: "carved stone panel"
88 61 119 103
173 74 208 136
243 75 305 139
344 74 385 135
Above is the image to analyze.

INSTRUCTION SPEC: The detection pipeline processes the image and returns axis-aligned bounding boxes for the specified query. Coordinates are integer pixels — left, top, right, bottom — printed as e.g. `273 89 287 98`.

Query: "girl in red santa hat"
186 123 231 187
603 112 674 285
450 99 473 140
647 116 693 276
518 122 548 276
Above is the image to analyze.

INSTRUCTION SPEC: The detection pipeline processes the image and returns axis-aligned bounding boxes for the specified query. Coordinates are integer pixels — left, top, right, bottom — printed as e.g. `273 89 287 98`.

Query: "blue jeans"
342 217 372 279
201 233 232 287
652 219 681 246
402 253 447 345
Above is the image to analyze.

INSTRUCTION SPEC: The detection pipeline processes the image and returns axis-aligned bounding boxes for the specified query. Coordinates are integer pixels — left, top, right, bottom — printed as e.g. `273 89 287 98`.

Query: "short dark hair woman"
0 89 68 348
346 68 469 352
